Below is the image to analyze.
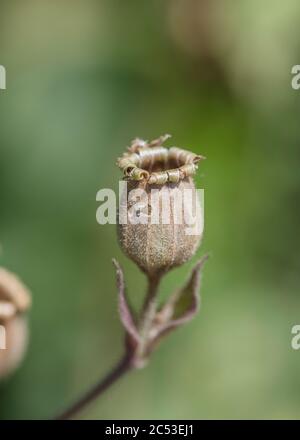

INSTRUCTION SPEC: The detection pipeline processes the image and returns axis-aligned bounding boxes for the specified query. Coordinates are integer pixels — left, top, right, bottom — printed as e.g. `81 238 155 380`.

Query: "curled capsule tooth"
129 167 149 181
195 154 206 162
168 146 203 165
117 154 139 175
138 147 169 169
149 134 171 147
128 138 149 153
179 163 197 178
148 171 169 185
167 168 181 183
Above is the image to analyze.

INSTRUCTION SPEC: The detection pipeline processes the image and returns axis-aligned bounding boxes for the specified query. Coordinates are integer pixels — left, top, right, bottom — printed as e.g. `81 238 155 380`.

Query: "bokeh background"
0 0 300 420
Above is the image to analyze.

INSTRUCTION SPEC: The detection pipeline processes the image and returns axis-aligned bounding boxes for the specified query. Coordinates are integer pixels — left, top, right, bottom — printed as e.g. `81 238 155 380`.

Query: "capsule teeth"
149 134 172 147
197 155 206 161
129 168 149 181
128 138 149 153
117 136 205 185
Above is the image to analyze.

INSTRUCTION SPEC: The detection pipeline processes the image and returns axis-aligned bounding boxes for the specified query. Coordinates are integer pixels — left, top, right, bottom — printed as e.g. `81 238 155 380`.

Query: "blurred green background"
0 0 300 420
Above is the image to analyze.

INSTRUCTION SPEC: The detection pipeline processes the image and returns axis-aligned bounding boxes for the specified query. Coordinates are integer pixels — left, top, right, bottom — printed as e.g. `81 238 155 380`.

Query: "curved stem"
55 352 133 420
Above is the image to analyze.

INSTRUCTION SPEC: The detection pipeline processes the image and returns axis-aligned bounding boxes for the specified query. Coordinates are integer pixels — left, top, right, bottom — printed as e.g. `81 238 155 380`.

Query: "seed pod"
0 268 31 379
117 136 205 277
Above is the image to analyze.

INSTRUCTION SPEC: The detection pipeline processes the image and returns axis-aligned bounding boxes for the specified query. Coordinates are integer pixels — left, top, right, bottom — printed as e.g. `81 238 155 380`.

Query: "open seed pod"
117 135 205 277
0 268 31 379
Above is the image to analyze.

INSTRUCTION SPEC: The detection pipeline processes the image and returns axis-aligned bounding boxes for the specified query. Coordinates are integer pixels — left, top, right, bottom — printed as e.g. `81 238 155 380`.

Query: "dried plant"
0 268 31 378
57 135 208 419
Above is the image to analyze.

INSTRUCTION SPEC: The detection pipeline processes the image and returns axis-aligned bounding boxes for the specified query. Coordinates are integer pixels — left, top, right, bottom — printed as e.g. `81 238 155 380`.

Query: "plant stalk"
55 352 133 420
137 274 161 358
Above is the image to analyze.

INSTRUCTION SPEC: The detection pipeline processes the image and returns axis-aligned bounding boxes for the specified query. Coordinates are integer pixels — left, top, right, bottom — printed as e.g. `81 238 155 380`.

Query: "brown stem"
137 274 161 358
55 352 133 420
141 276 161 327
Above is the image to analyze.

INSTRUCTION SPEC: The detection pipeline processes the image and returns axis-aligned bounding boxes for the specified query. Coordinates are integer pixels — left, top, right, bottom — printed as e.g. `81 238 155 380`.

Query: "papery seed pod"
117 136 205 277
0 268 31 379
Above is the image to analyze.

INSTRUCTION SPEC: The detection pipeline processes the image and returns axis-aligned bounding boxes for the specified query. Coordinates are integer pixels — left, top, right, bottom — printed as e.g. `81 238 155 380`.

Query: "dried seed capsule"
117 136 205 277
0 268 31 379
